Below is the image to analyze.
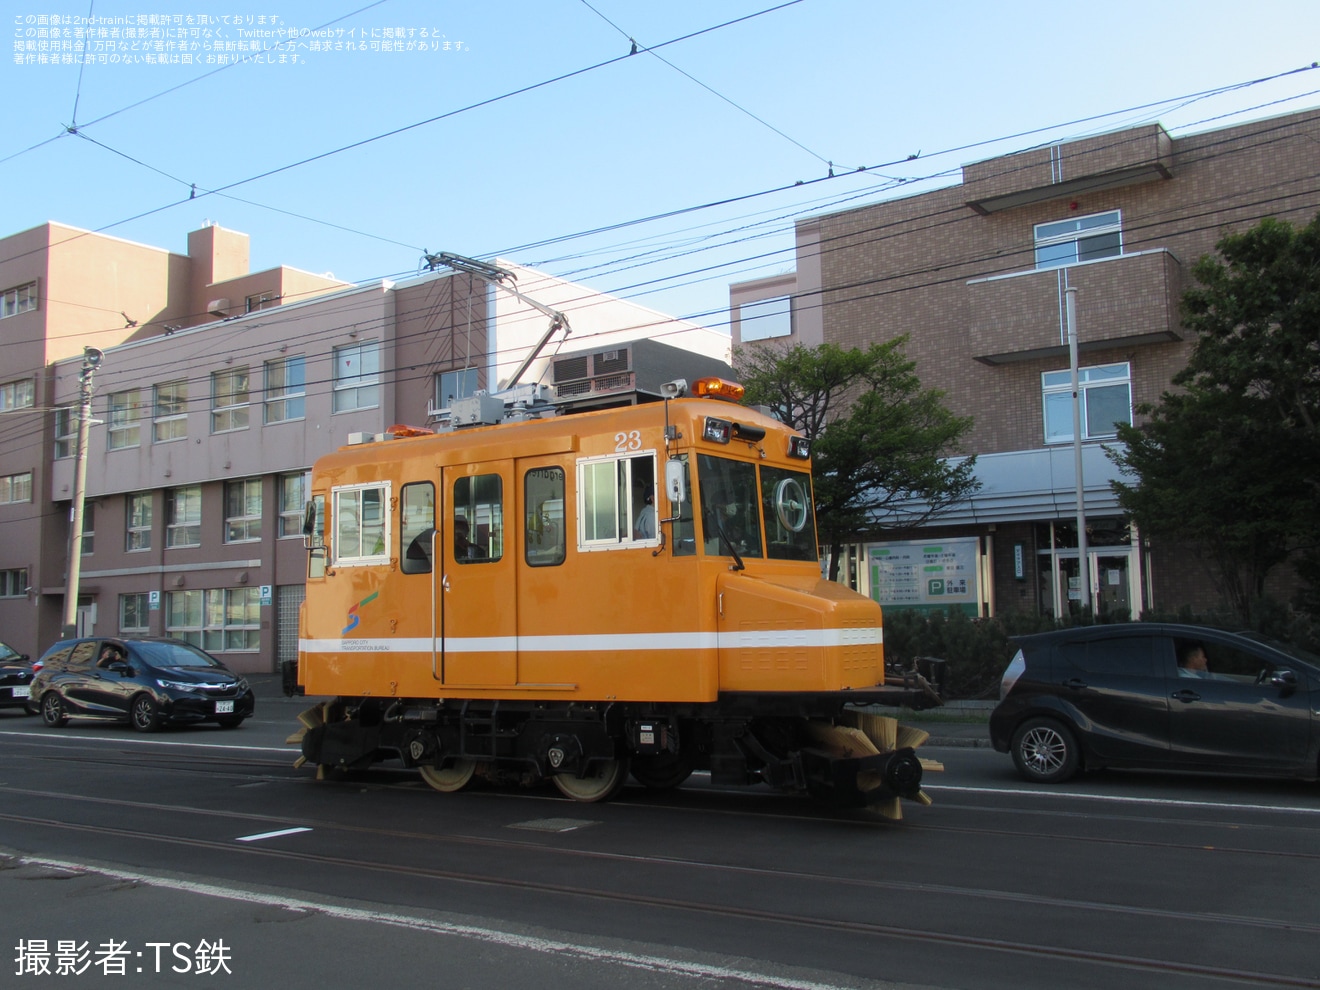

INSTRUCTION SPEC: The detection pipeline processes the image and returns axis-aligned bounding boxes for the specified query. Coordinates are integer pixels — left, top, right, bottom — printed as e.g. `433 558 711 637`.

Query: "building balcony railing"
966 248 1183 365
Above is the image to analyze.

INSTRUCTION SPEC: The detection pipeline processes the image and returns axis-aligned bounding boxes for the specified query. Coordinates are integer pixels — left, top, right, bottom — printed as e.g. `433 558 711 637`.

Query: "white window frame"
1034 210 1123 269
126 492 152 551
0 281 37 319
278 472 310 538
264 356 305 424
224 478 262 544
120 592 151 633
165 485 202 548
107 389 142 450
332 341 380 413
1042 362 1133 444
154 381 188 443
166 587 261 652
738 295 793 342
575 450 658 551
0 472 33 504
0 379 34 411
54 407 76 459
332 482 391 566
211 367 250 433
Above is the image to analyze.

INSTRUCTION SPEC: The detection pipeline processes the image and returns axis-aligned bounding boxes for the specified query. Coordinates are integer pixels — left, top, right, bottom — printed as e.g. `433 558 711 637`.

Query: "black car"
0 640 35 714
990 622 1320 784
28 637 255 732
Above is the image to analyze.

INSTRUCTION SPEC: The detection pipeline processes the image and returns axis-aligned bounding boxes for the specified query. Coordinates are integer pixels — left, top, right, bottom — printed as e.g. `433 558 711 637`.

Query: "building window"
166 485 202 548
264 356 305 424
738 296 793 342
278 472 309 538
107 389 143 450
166 587 260 652
246 291 278 312
0 568 27 598
435 368 478 409
332 341 380 412
211 367 250 433
0 379 34 411
224 478 262 543
154 381 188 443
54 407 76 459
126 492 152 551
1034 210 1122 268
120 592 150 633
1043 362 1133 443
333 483 390 564
0 281 37 318
81 502 94 555
576 452 657 550
0 472 33 504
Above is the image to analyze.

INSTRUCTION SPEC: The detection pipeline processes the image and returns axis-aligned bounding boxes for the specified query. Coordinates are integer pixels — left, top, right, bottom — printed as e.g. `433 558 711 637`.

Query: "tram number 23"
614 430 642 452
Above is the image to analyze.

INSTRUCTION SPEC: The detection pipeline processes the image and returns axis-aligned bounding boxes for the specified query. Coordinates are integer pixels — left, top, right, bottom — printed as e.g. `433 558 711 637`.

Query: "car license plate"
11 686 30 699
215 700 234 714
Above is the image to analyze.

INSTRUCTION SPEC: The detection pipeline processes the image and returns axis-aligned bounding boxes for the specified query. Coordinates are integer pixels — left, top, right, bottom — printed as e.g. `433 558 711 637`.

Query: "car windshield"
0 642 22 662
134 641 222 669
1235 631 1320 668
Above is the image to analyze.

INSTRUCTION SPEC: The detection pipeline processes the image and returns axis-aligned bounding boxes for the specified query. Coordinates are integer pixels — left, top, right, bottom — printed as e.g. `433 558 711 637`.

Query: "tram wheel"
552 758 629 803
630 752 693 790
419 759 477 793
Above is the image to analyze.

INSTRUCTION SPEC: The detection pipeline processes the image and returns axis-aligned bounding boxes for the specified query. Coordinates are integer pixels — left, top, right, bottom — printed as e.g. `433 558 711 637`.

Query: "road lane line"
0 729 290 755
925 783 1320 816
235 827 313 842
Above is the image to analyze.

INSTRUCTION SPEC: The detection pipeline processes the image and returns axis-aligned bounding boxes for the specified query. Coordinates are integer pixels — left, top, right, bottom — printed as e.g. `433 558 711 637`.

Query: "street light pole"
1065 287 1091 613
61 346 104 637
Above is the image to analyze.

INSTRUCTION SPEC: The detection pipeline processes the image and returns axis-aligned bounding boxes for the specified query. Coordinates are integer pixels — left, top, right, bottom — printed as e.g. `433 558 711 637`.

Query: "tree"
736 338 979 580
1111 213 1320 619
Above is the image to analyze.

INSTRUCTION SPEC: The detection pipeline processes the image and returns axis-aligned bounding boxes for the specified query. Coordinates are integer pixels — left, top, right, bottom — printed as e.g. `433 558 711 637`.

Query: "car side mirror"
108 661 132 675
1270 668 1298 697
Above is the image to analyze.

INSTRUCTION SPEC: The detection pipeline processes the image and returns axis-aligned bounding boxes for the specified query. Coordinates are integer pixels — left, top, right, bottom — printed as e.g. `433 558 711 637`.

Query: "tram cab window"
333 484 389 566
525 467 565 567
576 451 658 550
760 466 816 561
697 455 763 559
670 454 695 556
400 482 436 575
454 474 502 563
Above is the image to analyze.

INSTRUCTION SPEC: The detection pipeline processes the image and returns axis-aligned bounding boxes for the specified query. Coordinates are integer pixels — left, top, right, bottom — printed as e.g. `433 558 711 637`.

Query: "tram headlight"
787 436 811 459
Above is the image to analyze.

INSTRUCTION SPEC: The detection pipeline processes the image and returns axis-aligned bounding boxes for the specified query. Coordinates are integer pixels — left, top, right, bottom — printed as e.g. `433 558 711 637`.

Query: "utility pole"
1065 287 1090 613
62 346 103 637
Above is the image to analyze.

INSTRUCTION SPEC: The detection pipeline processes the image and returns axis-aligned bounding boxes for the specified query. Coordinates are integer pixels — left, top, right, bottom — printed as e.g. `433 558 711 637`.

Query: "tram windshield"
696 455 817 563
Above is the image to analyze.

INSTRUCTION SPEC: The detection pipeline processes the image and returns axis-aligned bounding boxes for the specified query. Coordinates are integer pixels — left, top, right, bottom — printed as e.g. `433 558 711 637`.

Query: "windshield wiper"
707 508 745 571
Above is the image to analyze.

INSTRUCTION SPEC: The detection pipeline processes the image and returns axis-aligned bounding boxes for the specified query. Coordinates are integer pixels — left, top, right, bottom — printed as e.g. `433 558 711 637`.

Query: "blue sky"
6 0 1320 329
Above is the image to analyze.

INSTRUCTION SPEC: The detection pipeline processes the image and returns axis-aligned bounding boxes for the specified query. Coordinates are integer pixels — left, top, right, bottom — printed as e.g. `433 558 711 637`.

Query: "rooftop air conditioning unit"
207 298 229 316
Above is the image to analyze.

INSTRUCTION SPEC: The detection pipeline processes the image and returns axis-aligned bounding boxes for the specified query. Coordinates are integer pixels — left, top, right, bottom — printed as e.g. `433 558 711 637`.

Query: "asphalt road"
1 695 1317 990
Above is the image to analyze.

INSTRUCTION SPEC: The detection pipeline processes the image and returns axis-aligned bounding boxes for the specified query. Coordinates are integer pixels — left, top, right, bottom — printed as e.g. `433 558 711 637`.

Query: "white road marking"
925 783 1320 816
0 730 290 755
17 855 866 990
235 827 313 842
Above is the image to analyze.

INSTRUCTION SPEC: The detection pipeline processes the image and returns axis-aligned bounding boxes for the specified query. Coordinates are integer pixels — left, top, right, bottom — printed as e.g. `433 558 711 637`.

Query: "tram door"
439 461 517 687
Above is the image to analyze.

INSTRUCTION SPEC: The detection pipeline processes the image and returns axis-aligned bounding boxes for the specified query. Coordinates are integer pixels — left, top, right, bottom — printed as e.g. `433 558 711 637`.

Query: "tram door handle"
442 574 451 591
718 592 724 617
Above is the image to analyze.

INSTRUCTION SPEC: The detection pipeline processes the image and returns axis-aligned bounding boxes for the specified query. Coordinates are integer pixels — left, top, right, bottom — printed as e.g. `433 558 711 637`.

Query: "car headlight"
157 678 198 692
236 678 249 694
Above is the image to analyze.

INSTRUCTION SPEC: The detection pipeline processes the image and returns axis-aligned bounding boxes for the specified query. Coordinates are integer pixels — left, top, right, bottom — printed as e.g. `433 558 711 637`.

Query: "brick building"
0 223 728 670
729 107 1320 619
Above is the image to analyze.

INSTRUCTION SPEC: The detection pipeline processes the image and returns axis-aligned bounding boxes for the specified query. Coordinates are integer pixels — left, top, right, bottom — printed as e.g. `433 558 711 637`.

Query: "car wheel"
1010 717 1080 784
40 692 69 728
215 715 245 729
130 694 162 733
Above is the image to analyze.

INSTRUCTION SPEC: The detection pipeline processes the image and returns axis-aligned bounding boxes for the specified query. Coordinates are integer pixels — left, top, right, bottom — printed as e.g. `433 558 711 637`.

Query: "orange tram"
292 376 940 816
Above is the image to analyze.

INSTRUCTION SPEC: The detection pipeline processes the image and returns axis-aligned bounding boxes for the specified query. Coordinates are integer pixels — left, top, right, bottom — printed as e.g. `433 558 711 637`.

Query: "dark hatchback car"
28 637 255 732
990 623 1320 784
0 640 35 714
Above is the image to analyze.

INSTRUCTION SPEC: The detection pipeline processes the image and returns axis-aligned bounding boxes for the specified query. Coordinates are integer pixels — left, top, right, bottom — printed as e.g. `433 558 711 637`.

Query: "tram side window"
307 494 326 579
697 454 763 559
333 483 390 566
400 482 436 575
525 467 565 567
454 474 502 563
577 451 656 550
